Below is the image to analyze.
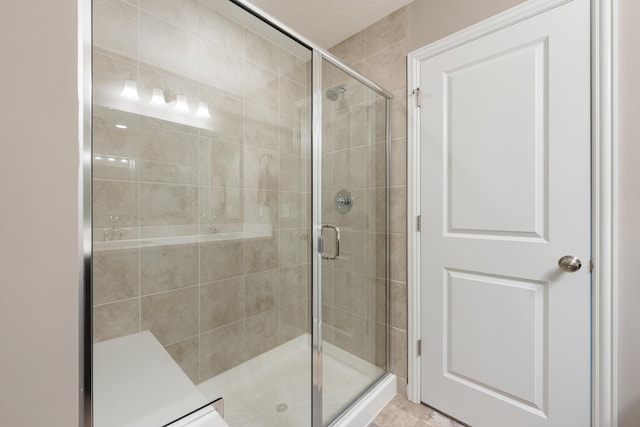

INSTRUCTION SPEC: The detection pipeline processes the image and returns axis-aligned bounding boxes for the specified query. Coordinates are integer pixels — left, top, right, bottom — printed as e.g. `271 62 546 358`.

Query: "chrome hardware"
334 189 353 214
103 215 124 241
558 255 582 272
321 224 341 260
201 214 217 233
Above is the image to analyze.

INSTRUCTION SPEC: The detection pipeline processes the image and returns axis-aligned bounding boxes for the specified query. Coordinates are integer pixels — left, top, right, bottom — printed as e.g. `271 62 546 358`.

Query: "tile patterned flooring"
369 395 466 427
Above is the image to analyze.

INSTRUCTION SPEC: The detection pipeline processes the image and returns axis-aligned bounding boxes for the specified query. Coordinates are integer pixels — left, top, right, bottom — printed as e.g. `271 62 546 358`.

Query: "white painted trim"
408 0 571 60
406 54 421 404
591 0 618 425
405 0 618 424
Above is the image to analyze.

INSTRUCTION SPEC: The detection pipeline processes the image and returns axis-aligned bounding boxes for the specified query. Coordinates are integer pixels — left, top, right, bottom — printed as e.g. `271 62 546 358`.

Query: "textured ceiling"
247 0 414 49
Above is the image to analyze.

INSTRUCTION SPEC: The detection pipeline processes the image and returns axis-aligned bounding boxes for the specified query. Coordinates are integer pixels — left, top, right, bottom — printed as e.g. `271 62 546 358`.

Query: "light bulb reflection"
150 88 166 106
196 101 211 118
175 95 189 112
120 80 140 101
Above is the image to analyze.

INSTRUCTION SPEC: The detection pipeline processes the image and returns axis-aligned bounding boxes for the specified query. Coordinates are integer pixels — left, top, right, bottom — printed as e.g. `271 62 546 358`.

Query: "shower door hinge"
412 87 421 108
417 215 421 232
590 259 594 273
417 339 422 356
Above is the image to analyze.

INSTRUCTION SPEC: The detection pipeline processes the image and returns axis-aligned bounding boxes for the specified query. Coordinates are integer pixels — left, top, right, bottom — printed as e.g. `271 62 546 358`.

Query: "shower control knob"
558 255 581 272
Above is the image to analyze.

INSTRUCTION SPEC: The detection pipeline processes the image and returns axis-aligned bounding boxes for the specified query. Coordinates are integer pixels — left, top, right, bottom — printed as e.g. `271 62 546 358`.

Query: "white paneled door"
418 1 591 426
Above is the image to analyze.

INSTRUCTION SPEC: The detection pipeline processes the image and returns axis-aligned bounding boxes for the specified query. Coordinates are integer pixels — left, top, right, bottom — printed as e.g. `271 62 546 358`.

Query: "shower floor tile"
198 334 383 427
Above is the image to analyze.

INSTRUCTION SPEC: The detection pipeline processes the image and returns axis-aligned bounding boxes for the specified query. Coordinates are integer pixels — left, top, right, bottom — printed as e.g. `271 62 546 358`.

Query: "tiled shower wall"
92 0 311 384
320 60 388 368
329 7 409 393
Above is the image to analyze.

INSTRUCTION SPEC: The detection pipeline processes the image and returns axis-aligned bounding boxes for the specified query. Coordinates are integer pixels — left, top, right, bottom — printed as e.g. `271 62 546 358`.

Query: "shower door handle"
321 224 341 260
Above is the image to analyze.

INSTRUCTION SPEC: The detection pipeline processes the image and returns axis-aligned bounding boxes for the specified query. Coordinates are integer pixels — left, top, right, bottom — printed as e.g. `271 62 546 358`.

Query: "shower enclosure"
89 0 391 426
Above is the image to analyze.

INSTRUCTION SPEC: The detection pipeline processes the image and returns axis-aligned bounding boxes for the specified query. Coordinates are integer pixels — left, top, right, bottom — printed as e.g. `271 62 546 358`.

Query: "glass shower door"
319 58 388 425
91 0 313 425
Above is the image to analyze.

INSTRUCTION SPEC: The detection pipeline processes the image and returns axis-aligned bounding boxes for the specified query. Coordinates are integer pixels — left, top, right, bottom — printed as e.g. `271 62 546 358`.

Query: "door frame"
405 0 619 426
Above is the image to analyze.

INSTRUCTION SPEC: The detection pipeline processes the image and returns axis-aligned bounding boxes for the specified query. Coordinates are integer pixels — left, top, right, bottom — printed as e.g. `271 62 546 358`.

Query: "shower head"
326 85 346 101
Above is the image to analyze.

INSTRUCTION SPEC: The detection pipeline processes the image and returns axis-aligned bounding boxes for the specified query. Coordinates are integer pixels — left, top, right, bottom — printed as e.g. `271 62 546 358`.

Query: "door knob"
558 255 582 272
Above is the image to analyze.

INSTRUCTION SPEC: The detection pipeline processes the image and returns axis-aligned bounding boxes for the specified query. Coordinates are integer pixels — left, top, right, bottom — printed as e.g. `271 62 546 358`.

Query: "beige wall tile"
245 235 279 273
140 244 198 295
245 61 279 112
200 240 245 283
364 7 406 57
139 182 198 227
279 264 307 306
366 277 387 324
140 12 200 81
390 186 407 234
390 281 408 331
139 0 198 33
199 87 244 143
391 327 408 379
200 321 245 379
390 138 407 187
198 3 243 53
364 41 407 93
365 188 386 233
366 142 387 189
200 277 245 332
390 89 407 140
93 179 139 228
93 299 139 342
280 229 307 267
92 52 139 114
244 29 279 71
279 300 307 343
279 77 308 118
202 138 242 189
93 114 139 161
278 192 302 229
93 0 139 58
139 126 199 184
244 104 279 151
279 49 309 86
244 146 279 190
365 232 387 280
334 270 367 317
93 249 140 305
279 154 301 192
334 311 367 359
329 32 364 65
165 336 199 384
199 39 244 97
390 233 407 282
141 286 198 345
245 309 279 359
333 146 366 190
245 269 279 317
334 230 366 275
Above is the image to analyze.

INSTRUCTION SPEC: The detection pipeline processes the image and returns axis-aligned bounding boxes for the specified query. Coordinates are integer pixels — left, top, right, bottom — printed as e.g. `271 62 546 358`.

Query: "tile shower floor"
198 334 384 426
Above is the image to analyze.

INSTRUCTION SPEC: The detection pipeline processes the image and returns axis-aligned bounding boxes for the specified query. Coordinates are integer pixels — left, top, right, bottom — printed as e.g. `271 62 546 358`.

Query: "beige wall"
617 0 640 425
406 0 527 51
0 1 80 427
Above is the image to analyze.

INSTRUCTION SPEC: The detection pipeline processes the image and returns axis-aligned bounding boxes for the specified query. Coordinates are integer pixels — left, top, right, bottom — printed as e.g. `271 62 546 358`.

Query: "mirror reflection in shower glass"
92 0 312 425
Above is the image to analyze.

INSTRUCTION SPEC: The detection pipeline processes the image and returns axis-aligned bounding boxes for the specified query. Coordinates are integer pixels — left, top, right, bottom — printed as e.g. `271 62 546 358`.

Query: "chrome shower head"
326 85 346 101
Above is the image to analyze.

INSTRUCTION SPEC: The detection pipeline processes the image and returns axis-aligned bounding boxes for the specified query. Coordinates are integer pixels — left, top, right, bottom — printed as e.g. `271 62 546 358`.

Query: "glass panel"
320 58 388 425
92 0 312 425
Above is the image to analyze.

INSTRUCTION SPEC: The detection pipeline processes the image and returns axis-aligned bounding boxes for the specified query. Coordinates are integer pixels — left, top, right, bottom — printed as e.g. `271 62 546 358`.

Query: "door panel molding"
406 0 618 426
